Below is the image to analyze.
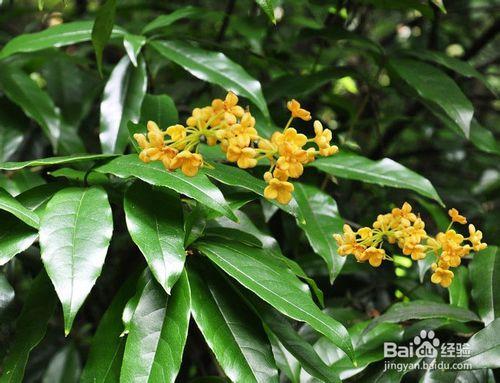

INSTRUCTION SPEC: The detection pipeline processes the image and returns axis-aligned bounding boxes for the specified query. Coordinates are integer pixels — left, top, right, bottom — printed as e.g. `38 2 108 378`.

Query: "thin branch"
217 0 236 43
463 19 500 60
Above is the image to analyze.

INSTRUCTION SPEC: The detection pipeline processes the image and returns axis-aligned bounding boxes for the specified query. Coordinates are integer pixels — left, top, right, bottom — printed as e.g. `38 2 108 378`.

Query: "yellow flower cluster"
134 93 339 204
333 203 487 288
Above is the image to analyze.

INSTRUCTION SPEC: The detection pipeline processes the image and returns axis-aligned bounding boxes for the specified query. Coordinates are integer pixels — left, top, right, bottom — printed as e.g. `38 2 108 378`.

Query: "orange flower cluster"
134 93 339 204
333 203 487 288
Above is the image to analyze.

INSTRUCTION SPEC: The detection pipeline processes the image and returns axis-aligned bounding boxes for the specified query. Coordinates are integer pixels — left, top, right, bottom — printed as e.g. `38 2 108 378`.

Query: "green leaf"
469 246 499 325
448 266 469 309
402 49 496 95
294 183 345 283
203 163 297 216
99 56 147 154
95 154 236 221
121 270 149 336
142 6 203 34
150 40 270 118
0 272 14 315
0 63 60 150
309 152 443 205
363 300 480 335
429 0 446 13
0 188 39 229
0 100 24 162
388 58 474 137
92 0 117 76
123 34 146 67
188 259 279 383
121 271 191 383
0 154 117 171
124 181 185 293
0 272 57 383
254 0 277 24
41 344 81 383
449 318 500 369
0 21 125 60
80 273 139 383
195 240 354 360
39 187 113 334
247 297 341 383
140 94 179 128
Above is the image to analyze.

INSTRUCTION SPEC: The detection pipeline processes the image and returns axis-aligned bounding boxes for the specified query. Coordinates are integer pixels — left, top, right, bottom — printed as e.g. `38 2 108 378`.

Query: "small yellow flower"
448 208 467 224
170 151 203 176
212 92 245 124
468 224 487 251
287 99 311 121
318 145 339 157
229 112 258 147
313 120 333 149
226 145 258 169
280 128 308 148
166 124 187 141
431 263 454 288
272 167 289 181
361 246 385 267
264 178 294 204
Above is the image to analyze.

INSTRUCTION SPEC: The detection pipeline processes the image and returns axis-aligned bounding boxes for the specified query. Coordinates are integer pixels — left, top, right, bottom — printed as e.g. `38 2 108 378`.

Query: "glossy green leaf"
0 272 14 315
247 297 340 383
123 34 146 67
92 0 117 75
41 344 81 383
121 271 191 383
188 259 279 383
0 101 24 162
0 154 117 171
142 6 202 34
449 318 500 369
39 187 113 334
121 271 149 336
309 152 443 204
203 163 297 216
140 94 179 128
0 63 60 150
150 40 270 118
469 246 499 325
0 272 57 383
124 181 185 293
294 183 345 283
254 0 277 24
402 49 496 95
388 58 473 137
80 273 139 383
195 240 354 360
268 333 300 383
0 188 39 228
95 154 236 220
0 21 125 60
99 56 147 154
363 300 480 335
448 266 469 309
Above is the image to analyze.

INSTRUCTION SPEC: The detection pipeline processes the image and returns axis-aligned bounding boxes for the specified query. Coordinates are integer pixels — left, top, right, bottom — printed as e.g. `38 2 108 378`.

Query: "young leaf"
80 273 139 383
195 240 354 360
92 0 118 76
188 259 279 383
140 94 179 128
99 56 147 154
0 63 60 150
39 187 113 335
294 183 345 283
388 58 474 137
309 152 443 205
150 40 270 118
0 154 117 171
124 181 185 293
0 21 125 60
0 188 39 228
0 272 57 383
95 154 237 221
121 271 191 383
469 246 499 325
